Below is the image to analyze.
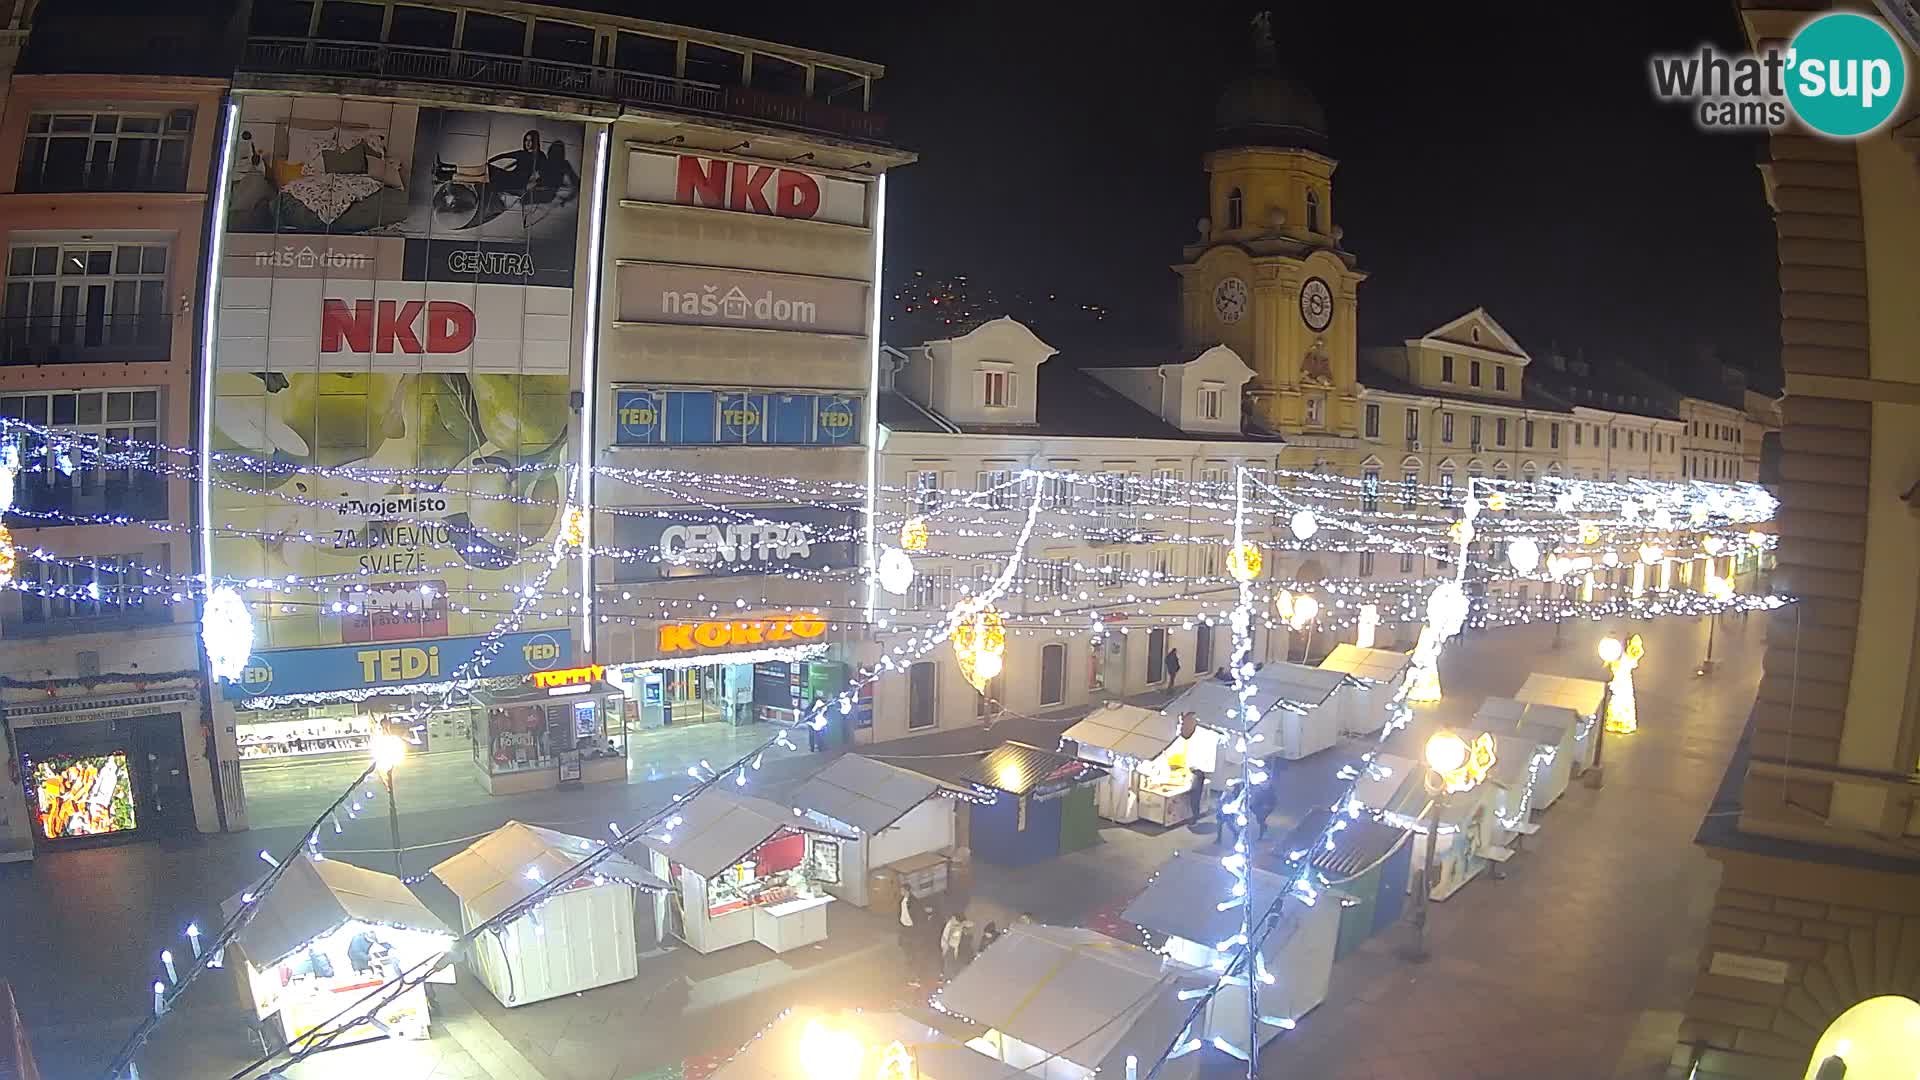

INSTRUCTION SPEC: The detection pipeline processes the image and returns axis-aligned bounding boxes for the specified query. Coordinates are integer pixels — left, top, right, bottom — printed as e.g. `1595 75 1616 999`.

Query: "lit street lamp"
1407 729 1471 963
372 731 408 876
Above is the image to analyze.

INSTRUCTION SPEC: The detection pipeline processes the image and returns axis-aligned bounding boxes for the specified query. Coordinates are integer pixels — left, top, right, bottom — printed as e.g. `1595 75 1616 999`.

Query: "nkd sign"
626 149 870 228
617 262 868 336
322 298 476 354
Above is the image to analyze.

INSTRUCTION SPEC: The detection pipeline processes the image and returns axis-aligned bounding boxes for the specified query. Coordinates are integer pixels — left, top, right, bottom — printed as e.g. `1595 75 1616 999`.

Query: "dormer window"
1227 188 1244 230
1305 189 1321 234
1197 382 1224 421
982 367 1014 408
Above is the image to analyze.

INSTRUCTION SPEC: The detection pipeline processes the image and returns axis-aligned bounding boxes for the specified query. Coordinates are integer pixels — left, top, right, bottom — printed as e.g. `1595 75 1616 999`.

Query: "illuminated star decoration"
1226 541 1263 582
898 516 929 552
201 585 255 683
952 601 1006 694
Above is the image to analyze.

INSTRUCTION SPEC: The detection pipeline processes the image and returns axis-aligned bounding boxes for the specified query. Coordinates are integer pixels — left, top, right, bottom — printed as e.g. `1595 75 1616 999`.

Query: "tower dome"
1213 12 1329 154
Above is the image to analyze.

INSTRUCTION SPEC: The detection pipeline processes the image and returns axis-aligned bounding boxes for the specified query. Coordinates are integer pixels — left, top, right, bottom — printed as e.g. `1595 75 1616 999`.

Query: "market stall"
1317 645 1412 736
1165 661 1350 763
1122 850 1339 1046
708 1008 1026 1080
1474 697 1579 808
790 753 959 910
959 742 1107 868
1060 703 1195 825
222 853 453 1050
429 821 664 1007
1513 673 1605 775
938 923 1214 1080
1482 733 1548 864
1345 751 1419 815
1304 811 1412 959
637 788 855 955
471 669 630 796
1375 759 1500 902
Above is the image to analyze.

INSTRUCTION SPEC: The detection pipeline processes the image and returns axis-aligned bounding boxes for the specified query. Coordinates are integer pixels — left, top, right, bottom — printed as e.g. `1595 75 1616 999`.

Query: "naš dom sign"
657 612 828 654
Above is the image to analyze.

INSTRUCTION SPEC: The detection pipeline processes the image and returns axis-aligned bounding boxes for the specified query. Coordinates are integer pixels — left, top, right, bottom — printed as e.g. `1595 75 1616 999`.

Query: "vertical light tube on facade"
197 100 241 589
864 174 887 622
577 125 612 657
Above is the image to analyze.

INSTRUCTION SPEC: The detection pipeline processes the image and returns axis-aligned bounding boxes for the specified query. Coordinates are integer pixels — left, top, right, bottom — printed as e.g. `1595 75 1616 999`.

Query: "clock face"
1213 277 1249 325
1300 277 1334 332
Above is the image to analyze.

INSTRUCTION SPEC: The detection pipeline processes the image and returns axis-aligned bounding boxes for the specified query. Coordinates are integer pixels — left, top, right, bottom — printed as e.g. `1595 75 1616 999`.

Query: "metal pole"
1409 780 1440 962
385 771 401 877
1703 610 1718 673
1587 676 1610 789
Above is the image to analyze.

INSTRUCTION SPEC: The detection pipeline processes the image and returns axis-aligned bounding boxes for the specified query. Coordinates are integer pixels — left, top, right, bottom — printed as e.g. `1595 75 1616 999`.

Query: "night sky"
687 0 1781 388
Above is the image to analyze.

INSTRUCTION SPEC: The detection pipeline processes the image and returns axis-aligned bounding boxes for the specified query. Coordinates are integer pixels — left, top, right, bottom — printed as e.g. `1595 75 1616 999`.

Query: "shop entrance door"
131 715 192 836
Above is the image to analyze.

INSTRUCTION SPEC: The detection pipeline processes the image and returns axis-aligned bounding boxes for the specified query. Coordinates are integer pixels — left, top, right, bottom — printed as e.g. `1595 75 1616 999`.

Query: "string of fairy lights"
0 411 1778 1078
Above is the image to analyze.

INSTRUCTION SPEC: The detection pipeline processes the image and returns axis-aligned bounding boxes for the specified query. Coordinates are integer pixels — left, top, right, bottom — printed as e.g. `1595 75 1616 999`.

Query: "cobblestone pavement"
0 611 1762 1080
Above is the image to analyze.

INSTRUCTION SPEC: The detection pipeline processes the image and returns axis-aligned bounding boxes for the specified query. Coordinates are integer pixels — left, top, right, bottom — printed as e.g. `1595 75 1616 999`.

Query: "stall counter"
1134 773 1196 827
754 894 832 953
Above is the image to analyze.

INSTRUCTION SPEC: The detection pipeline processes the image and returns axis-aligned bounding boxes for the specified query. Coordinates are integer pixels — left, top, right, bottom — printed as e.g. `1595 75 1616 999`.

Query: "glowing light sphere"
1507 537 1541 574
1746 530 1767 549
798 1019 867 1080
202 585 254 683
1462 495 1481 521
371 732 409 774
1598 636 1624 663
1620 499 1641 523
1424 730 1469 775
1803 995 1920 1080
1602 550 1621 567
899 516 929 552
1703 536 1725 556
1274 589 1295 620
1652 507 1673 530
1227 542 1263 582
1639 543 1664 566
1288 594 1320 631
1288 509 1317 541
1689 504 1709 526
876 546 915 596
1427 581 1469 641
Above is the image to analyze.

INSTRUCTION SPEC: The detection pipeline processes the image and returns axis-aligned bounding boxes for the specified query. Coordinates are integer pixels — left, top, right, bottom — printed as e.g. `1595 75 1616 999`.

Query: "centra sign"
657 613 829 654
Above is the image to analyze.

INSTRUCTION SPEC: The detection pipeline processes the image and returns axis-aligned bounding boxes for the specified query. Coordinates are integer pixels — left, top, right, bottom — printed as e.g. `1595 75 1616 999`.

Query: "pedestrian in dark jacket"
1164 647 1182 688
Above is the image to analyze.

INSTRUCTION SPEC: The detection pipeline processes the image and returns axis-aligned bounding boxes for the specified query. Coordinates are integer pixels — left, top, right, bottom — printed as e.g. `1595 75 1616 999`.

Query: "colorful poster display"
33 751 137 839
213 95 587 658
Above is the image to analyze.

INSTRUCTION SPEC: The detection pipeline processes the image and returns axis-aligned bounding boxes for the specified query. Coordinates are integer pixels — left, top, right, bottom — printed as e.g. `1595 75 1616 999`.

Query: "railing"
241 38 887 142
0 313 173 366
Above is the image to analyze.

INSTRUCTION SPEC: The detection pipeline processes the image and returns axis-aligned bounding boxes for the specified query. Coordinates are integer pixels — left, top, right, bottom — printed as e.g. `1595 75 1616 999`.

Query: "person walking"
1178 711 1216 821
956 912 978 968
898 891 919 981
940 913 964 978
1164 646 1182 689
806 694 827 753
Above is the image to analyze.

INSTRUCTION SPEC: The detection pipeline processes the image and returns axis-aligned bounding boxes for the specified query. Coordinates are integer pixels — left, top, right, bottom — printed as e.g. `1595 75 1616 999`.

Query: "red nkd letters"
675 156 822 220
321 299 477 354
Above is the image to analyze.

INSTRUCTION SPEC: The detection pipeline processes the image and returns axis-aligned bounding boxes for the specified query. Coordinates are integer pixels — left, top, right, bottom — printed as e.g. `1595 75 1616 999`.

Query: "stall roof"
222 854 448 970
961 742 1108 797
1514 673 1606 718
790 754 950 835
1476 697 1581 743
1168 662 1349 732
709 1009 1026 1080
1305 810 1412 883
636 788 855 880
430 821 665 923
1348 752 1418 812
1318 645 1411 684
1122 850 1291 946
1488 733 1546 790
1062 703 1183 762
938 924 1213 1076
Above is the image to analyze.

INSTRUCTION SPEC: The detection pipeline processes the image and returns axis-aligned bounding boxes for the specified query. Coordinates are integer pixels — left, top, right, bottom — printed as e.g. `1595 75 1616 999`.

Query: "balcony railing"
241 38 888 143
0 314 173 366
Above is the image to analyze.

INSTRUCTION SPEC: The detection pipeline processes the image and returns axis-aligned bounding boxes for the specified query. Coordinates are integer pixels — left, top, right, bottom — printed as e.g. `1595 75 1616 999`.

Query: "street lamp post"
1407 730 1470 963
1587 635 1622 790
372 732 408 877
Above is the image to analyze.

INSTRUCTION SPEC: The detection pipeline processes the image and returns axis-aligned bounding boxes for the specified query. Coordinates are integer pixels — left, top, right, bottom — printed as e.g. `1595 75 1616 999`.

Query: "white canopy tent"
938 923 1213 1080
1166 661 1351 763
1061 703 1196 824
430 821 664 1007
1121 850 1338 1047
1474 697 1579 807
707 1009 1026 1080
637 788 856 955
790 753 958 908
1513 673 1606 774
1317 645 1412 735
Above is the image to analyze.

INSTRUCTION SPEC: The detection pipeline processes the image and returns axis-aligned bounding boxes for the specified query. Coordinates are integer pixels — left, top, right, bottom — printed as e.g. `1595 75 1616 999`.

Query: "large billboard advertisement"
213 96 586 657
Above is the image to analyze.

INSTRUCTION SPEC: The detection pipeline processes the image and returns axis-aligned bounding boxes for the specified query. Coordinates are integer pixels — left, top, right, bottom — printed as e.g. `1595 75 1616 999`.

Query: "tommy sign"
626 149 870 227
617 262 869 336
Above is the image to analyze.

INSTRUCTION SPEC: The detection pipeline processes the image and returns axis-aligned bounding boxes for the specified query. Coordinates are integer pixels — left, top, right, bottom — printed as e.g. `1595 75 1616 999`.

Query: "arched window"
1305 189 1321 233
1227 188 1244 229
1522 462 1538 485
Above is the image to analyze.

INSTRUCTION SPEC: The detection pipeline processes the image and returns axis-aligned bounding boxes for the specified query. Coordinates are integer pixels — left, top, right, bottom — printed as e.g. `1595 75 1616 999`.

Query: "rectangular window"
907 661 937 730
1495 418 1508 446
1402 470 1417 509
1440 471 1454 498
1574 424 1583 446
976 468 1013 511
1405 409 1419 443
1440 355 1454 383
1151 467 1182 500
1495 366 1508 391
5 242 172 363
1039 643 1066 707
982 369 1013 408
1039 473 1070 510
911 469 942 513
1441 412 1455 444
1034 559 1071 598
1550 423 1560 450
1524 420 1535 448
18 109 194 193
1193 543 1222 580
1193 625 1214 676
1148 545 1174 578
1610 428 1618 449
1470 360 1482 388
12 549 166 636
1470 416 1483 447
1400 550 1414 574
1304 394 1325 428
1364 403 1380 439
0 389 164 522
1358 550 1375 577
1363 468 1380 512
1197 383 1224 421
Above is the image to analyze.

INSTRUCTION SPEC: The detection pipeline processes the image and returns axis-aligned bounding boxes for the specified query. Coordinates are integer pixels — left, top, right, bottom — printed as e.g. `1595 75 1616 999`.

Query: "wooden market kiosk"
471 664 631 795
1061 703 1198 825
223 853 454 1050
959 742 1107 867
790 753 961 910
1513 673 1606 775
1474 697 1581 808
1317 645 1412 736
1165 661 1353 762
430 821 665 1007
638 788 856 955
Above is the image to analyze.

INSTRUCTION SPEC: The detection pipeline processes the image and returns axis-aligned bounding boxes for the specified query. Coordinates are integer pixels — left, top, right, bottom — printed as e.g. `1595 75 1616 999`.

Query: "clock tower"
1173 13 1366 451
